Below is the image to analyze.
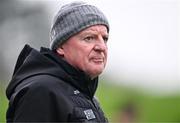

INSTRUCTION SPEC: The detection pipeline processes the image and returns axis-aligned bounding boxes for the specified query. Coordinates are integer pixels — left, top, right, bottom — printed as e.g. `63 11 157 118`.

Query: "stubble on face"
57 25 108 79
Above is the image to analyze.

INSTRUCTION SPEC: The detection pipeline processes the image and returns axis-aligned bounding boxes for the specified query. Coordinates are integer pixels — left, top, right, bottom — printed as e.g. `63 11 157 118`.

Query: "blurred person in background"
6 1 110 122
119 102 137 123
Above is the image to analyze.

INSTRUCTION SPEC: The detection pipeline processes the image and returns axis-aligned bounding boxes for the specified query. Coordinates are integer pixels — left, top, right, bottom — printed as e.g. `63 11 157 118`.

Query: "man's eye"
103 36 108 43
84 36 94 41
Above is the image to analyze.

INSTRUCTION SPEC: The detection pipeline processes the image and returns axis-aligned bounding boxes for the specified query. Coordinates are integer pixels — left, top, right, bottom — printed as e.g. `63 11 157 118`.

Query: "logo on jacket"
74 90 80 95
84 109 96 120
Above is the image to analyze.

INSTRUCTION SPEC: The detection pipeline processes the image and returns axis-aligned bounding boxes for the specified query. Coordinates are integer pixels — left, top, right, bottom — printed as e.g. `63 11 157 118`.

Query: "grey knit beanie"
50 1 109 50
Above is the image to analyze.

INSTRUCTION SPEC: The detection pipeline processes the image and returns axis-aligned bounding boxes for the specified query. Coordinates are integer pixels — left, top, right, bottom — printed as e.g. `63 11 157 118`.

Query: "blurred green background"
0 84 8 122
1 80 180 122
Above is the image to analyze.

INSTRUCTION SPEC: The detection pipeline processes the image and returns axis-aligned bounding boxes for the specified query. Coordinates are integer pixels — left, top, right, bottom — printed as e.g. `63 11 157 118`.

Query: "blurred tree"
0 0 50 84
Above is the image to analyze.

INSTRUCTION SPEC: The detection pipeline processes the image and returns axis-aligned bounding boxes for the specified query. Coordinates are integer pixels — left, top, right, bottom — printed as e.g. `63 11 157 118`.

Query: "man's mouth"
91 57 104 63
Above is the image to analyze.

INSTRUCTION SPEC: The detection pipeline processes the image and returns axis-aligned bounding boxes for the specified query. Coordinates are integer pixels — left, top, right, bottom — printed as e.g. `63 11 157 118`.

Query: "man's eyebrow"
82 30 108 35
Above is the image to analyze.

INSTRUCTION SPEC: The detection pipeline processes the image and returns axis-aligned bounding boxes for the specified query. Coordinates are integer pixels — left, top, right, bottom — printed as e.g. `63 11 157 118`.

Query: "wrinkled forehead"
77 25 109 36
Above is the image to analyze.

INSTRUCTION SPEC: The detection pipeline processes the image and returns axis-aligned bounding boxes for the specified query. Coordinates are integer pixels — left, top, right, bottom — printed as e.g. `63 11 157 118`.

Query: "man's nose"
94 38 107 52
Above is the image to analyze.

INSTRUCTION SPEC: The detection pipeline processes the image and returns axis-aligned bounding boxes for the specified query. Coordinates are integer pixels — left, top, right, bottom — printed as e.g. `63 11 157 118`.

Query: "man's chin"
86 64 105 77
90 69 104 78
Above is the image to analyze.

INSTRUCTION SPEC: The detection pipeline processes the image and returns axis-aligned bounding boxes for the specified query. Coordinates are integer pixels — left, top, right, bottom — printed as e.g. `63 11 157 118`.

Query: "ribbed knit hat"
50 1 109 50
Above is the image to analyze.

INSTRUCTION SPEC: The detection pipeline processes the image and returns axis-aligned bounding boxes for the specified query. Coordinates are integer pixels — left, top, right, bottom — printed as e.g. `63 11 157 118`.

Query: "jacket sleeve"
12 84 60 122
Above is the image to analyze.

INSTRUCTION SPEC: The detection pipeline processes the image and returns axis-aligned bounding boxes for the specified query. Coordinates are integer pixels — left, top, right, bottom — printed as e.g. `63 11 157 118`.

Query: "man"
6 1 109 122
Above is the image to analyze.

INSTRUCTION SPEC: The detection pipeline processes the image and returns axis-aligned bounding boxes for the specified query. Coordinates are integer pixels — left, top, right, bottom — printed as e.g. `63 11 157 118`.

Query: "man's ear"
56 46 64 56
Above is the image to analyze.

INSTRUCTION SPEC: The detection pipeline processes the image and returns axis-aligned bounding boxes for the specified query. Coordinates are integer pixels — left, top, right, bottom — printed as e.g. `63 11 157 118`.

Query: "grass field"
0 85 8 122
96 81 180 122
1 81 180 122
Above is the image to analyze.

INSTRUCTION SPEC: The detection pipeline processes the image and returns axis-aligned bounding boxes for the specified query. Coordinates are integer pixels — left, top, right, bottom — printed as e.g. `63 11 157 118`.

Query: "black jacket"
6 45 108 122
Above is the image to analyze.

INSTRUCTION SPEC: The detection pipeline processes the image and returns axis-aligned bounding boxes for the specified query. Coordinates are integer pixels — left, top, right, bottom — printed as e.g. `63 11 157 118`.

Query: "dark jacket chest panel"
7 75 107 122
68 94 107 122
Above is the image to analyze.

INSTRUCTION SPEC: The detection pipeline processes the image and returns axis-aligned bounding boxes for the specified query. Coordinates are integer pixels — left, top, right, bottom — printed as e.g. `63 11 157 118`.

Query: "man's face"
57 25 109 79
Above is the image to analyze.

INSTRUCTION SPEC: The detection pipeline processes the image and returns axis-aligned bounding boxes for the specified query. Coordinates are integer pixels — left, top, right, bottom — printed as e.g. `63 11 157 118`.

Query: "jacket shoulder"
7 74 73 122
26 74 74 93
